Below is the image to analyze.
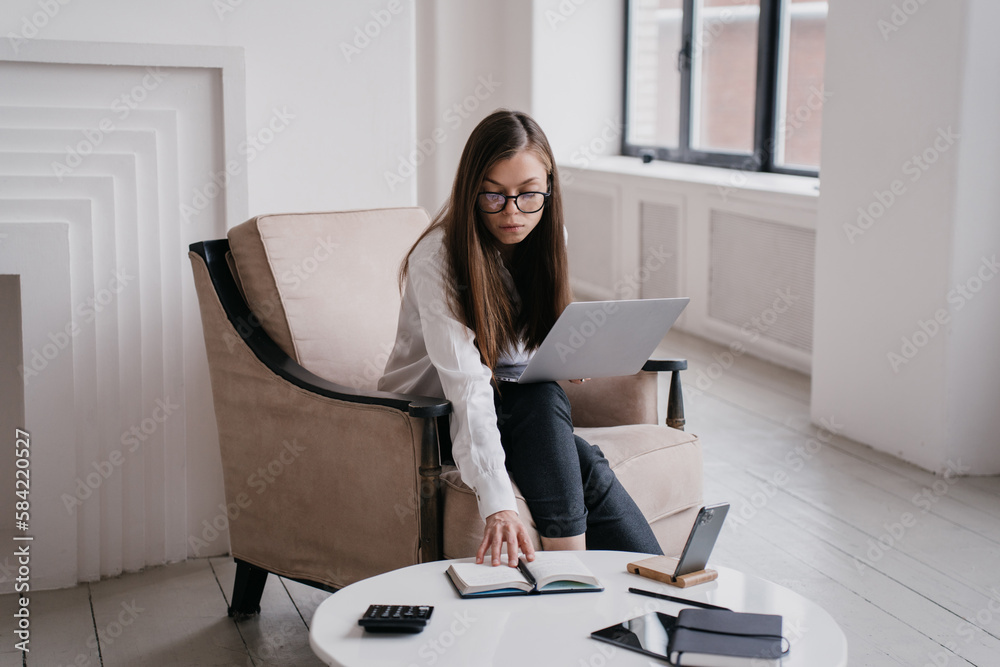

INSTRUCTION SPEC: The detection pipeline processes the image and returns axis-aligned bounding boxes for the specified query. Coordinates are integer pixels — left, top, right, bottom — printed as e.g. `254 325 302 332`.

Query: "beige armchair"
188 208 702 616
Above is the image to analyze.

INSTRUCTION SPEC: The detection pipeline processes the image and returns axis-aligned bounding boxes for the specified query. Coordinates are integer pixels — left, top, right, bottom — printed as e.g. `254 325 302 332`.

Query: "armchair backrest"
226 208 431 389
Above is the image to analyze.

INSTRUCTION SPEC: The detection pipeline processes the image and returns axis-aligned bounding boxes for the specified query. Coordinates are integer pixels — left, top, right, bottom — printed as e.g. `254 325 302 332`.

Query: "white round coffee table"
310 550 847 666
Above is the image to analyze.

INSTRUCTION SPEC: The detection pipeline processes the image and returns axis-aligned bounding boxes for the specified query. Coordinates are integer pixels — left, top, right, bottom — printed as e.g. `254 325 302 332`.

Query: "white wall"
415 0 533 212
531 0 625 166
944 0 1000 471
1 0 417 214
812 0 1000 473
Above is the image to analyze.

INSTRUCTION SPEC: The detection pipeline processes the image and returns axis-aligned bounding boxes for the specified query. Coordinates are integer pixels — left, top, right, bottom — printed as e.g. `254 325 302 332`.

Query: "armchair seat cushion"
442 425 701 559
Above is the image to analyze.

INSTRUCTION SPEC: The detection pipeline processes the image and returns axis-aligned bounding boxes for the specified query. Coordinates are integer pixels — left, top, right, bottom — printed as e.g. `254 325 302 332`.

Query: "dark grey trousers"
494 381 663 554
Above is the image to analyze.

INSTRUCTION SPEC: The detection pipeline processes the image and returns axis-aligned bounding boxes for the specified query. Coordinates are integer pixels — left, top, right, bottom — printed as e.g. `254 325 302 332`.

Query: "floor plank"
279 578 333 630
210 558 323 666
89 559 247 667
23 583 100 667
0 592 23 667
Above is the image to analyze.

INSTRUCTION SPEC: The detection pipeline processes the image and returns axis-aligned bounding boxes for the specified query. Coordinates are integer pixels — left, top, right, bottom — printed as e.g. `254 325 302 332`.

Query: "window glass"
627 0 684 149
774 0 828 169
690 0 761 154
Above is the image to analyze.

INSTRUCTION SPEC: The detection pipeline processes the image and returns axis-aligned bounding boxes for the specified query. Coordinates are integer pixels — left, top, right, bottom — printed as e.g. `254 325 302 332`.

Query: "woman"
378 109 662 567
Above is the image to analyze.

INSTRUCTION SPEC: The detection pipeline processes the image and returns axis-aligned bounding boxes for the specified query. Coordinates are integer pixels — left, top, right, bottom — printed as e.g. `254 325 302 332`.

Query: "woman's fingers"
518 524 536 561
475 533 489 565
492 525 505 566
478 510 527 567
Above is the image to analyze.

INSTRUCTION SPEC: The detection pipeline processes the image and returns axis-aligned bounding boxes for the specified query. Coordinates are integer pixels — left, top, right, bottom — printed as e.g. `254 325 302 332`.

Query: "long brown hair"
401 109 572 370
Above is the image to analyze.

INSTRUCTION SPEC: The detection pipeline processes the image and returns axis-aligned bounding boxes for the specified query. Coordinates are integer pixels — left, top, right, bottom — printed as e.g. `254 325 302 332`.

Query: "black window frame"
622 0 820 178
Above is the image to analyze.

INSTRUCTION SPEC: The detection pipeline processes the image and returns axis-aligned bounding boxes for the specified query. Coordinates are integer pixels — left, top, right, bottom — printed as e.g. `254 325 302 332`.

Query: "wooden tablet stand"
627 555 718 589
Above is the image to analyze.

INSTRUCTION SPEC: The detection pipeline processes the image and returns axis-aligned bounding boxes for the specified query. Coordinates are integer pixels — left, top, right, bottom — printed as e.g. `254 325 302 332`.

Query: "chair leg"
229 559 269 617
666 369 686 431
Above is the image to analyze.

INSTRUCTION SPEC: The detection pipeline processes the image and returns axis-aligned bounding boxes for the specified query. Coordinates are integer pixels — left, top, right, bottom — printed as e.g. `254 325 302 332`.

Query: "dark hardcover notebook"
669 608 785 666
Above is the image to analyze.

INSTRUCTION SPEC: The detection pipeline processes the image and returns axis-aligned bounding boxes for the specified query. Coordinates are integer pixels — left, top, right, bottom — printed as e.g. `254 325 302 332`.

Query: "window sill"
559 155 820 200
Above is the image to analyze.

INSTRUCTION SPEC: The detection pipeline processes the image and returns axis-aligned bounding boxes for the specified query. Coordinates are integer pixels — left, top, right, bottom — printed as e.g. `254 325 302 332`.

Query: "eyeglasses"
476 191 551 214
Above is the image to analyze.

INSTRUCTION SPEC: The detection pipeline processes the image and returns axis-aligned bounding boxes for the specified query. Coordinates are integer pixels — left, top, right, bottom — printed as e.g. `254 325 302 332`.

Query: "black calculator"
358 605 434 633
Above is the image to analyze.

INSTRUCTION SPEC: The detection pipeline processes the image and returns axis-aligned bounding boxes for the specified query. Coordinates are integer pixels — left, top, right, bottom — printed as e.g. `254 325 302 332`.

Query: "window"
624 0 829 176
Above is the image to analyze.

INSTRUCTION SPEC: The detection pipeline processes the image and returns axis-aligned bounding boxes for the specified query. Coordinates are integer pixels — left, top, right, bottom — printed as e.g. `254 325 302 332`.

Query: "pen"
628 587 732 612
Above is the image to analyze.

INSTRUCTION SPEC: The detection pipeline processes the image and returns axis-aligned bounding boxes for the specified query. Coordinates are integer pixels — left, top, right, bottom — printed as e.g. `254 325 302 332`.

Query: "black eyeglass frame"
476 191 552 214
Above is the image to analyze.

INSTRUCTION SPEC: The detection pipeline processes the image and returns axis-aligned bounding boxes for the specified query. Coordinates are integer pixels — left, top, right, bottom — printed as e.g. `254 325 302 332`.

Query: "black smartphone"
674 502 729 576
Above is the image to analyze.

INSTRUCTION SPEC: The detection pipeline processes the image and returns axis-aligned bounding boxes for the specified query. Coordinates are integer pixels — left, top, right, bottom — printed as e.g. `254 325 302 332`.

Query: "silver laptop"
495 297 689 383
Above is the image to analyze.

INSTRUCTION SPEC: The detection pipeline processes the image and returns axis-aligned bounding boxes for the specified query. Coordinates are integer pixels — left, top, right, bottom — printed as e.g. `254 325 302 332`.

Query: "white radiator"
708 209 815 352
639 201 682 299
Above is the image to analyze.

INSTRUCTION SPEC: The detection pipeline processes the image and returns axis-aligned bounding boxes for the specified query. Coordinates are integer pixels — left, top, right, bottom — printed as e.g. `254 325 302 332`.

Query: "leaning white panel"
0 174 123 581
0 135 166 574
0 155 142 578
0 40 247 570
0 222 77 591
0 198 100 582
0 64 231 560
0 105 189 564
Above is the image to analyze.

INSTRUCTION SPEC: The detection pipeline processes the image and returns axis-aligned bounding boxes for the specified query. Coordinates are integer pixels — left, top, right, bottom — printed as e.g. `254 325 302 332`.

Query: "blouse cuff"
471 468 519 521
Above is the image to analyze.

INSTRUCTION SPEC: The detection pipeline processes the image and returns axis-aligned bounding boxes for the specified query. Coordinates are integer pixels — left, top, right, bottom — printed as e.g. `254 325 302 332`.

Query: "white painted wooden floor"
2 330 998 666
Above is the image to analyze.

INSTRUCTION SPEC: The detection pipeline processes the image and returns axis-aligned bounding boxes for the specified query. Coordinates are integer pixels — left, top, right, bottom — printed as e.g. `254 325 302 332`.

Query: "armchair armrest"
561 357 689 430
190 240 450 419
642 358 687 431
642 359 688 373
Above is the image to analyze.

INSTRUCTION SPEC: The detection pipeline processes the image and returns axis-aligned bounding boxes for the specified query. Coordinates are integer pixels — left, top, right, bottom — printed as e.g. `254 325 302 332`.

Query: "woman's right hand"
476 510 536 567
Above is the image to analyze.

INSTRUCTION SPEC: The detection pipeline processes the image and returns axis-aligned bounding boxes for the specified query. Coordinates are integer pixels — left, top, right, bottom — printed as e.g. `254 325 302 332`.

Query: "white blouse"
378 227 519 520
